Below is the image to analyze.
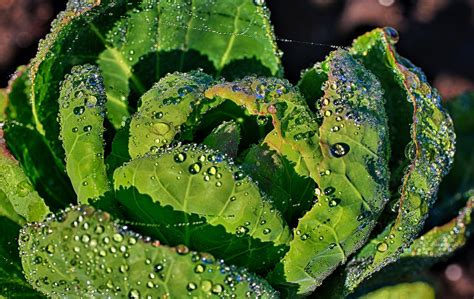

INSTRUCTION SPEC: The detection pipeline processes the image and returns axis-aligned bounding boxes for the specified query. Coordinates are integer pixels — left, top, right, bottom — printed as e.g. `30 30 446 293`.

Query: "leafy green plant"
0 1 472 298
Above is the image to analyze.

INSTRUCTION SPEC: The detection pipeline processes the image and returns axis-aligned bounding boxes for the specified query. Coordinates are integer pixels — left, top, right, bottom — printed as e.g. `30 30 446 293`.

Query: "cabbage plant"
0 0 472 298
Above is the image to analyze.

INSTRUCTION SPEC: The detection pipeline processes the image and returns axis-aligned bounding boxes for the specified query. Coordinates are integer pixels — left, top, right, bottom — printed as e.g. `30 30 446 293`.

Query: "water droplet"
189 162 202 174
73 106 85 116
154 111 163 119
194 264 205 273
329 198 341 207
324 186 335 195
263 228 271 235
330 143 350 158
152 122 171 136
187 282 197 292
128 289 140 299
383 27 399 44
233 171 245 181
300 233 310 241
236 225 249 237
377 242 388 252
176 244 189 255
174 153 187 163
45 244 55 254
83 125 92 132
72 127 79 133
154 264 164 272
324 110 332 117
81 234 90 243
212 283 224 294
207 166 218 176
112 233 123 242
201 280 213 292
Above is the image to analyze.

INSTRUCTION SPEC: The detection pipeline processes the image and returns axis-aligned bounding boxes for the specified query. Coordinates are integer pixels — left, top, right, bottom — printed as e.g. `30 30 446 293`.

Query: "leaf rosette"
0 1 466 298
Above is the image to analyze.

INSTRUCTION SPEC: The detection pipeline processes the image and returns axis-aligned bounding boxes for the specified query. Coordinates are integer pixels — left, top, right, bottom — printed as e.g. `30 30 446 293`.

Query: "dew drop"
212 283 224 294
174 153 187 163
73 106 85 116
236 225 249 237
194 264 205 273
128 289 140 299
189 162 202 174
329 198 341 207
154 111 163 119
377 242 388 252
187 282 197 292
83 125 92 132
154 264 164 272
383 27 399 44
330 142 350 158
300 233 310 241
324 186 335 195
207 166 218 176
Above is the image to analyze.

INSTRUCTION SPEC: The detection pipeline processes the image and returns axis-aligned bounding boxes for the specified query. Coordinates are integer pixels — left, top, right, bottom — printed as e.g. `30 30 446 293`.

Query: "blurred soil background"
0 0 473 298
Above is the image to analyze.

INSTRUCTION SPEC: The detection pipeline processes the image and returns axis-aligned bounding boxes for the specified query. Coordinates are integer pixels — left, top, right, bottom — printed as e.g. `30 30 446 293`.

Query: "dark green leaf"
242 144 315 225
0 216 44 298
3 122 75 211
203 120 241 158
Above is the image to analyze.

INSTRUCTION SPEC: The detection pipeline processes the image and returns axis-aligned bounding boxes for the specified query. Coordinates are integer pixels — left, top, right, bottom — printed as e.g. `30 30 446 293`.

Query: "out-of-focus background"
0 0 472 298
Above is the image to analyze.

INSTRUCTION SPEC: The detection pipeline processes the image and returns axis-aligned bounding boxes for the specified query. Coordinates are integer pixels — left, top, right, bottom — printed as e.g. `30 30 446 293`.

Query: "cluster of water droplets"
19 205 278 298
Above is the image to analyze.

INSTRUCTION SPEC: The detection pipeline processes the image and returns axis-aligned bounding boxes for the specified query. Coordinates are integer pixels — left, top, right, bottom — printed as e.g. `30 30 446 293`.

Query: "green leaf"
158 0 282 77
19 205 278 298
4 66 33 125
113 144 291 272
58 65 111 204
335 192 474 298
0 129 49 223
359 282 435 299
105 122 131 177
203 120 241 158
265 50 390 295
341 28 456 293
128 71 218 158
242 144 315 225
403 193 473 259
3 122 75 211
29 0 281 131
3 67 74 211
0 216 44 298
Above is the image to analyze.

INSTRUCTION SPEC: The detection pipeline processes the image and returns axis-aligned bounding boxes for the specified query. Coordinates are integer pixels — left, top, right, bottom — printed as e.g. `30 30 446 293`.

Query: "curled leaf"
0 129 49 223
341 27 456 293
58 65 110 203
